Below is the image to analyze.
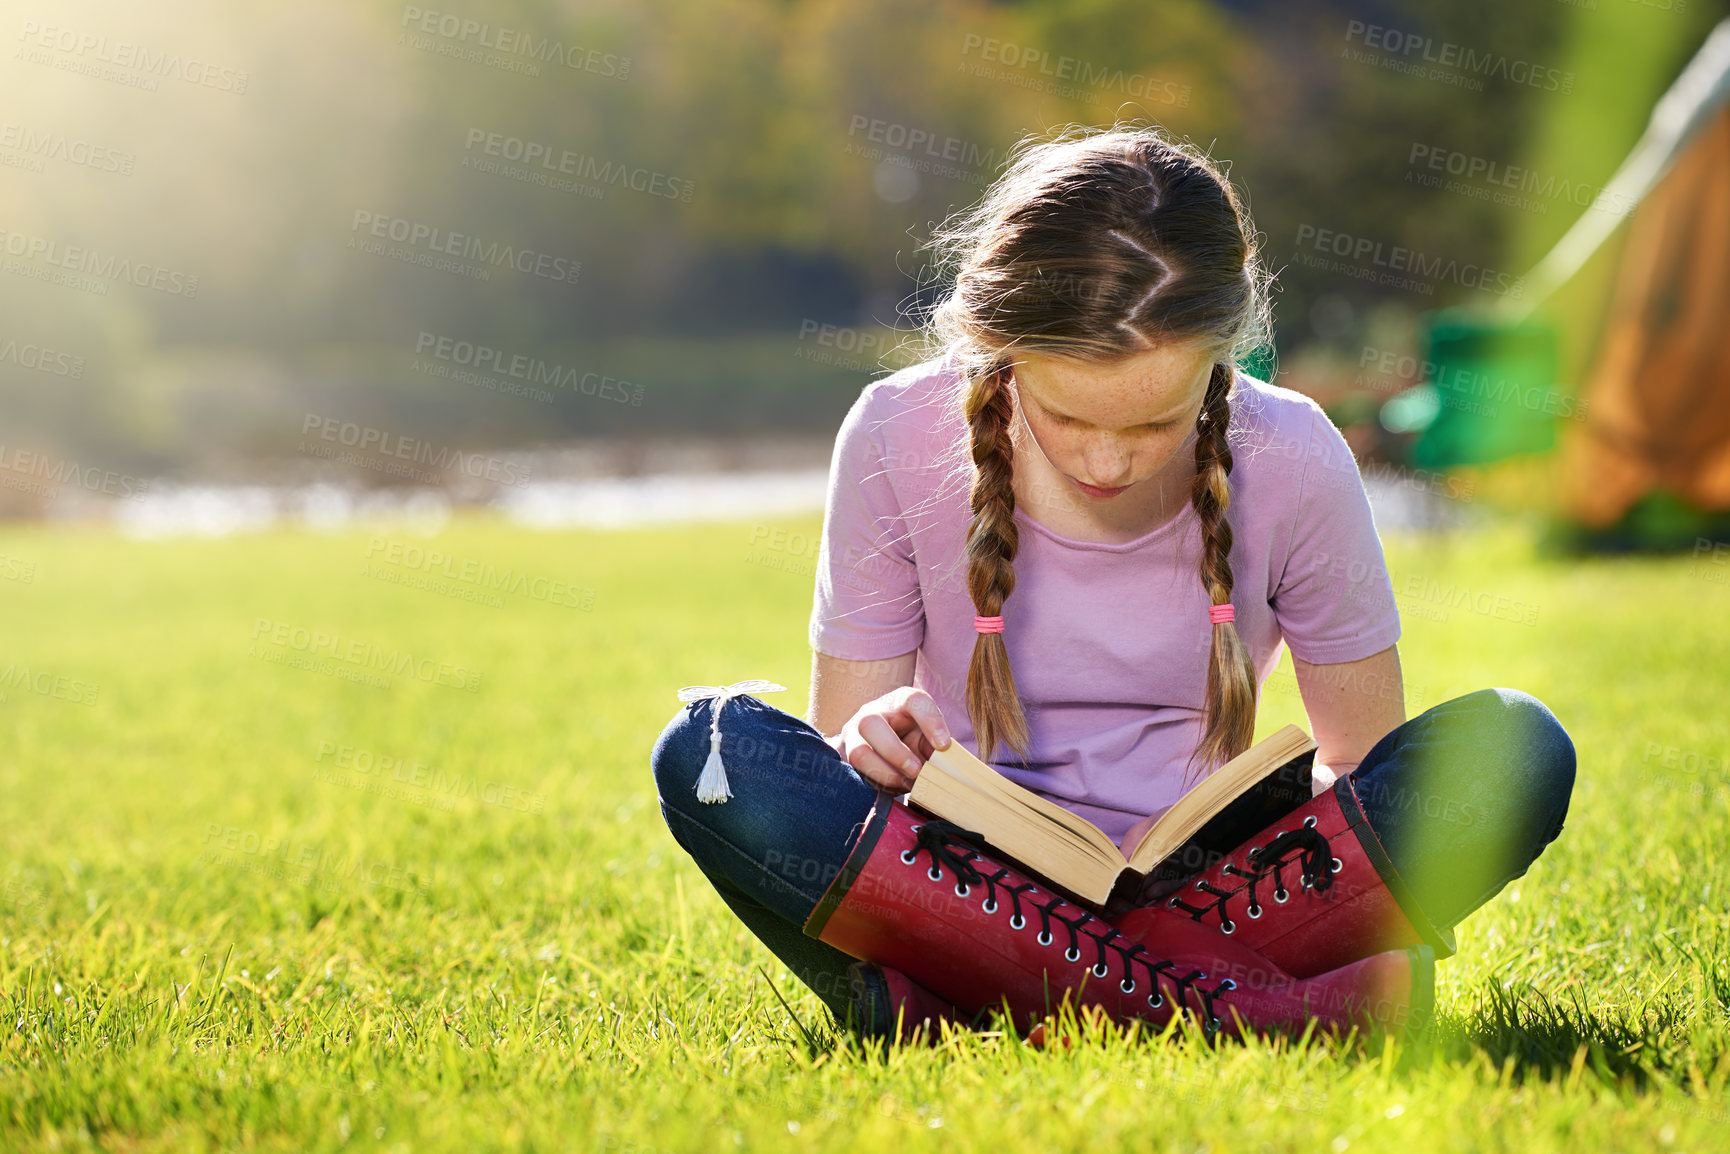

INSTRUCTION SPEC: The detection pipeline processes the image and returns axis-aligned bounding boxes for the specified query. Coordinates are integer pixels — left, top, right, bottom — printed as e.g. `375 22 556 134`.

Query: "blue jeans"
649 688 1576 1020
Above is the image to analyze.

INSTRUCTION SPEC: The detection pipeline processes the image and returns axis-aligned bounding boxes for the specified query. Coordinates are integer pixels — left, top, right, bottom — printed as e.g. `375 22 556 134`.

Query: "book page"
1126 725 1315 872
922 744 1123 864
909 769 1123 901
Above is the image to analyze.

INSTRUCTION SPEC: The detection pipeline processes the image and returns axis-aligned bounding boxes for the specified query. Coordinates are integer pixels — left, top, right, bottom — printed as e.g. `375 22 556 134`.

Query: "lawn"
2 513 1728 1152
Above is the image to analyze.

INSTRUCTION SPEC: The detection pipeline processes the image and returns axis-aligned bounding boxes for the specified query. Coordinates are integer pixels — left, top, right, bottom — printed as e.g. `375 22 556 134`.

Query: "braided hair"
962 363 1027 761
1186 360 1257 776
920 125 1270 772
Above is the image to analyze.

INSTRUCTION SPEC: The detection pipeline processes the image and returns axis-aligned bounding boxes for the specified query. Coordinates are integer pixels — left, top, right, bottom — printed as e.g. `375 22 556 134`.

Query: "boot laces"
905 819 1237 1027
1168 824 1337 931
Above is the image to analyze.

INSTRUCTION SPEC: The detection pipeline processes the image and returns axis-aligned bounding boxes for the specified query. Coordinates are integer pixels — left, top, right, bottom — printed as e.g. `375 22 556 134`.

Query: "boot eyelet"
1065 947 1081 963
1193 880 1207 890
1147 992 1164 1009
1205 1017 1222 1033
1302 815 1318 829
1092 962 1110 978
1009 914 1026 930
1119 978 1136 994
899 850 917 865
954 883 970 898
1246 904 1262 919
982 898 998 914
1274 888 1290 903
1036 931 1053 946
1330 857 1343 873
1166 898 1179 909
927 867 943 882
1218 979 1237 991
1219 919 1235 934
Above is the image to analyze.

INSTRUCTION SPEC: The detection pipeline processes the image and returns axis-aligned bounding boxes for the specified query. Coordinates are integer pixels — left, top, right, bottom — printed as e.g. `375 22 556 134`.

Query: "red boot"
1156 775 1454 979
804 798 1433 1039
846 962 971 1043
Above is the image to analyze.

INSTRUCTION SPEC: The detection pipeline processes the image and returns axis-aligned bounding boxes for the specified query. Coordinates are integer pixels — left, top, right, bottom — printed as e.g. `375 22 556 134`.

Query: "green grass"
3 513 1730 1152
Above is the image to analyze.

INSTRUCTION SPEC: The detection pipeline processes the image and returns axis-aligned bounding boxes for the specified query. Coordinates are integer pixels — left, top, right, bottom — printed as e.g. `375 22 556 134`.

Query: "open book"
907 725 1318 908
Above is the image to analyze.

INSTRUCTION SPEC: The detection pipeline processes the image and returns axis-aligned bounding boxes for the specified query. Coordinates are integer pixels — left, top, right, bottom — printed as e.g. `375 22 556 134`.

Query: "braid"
1186 361 1258 780
963 364 1030 762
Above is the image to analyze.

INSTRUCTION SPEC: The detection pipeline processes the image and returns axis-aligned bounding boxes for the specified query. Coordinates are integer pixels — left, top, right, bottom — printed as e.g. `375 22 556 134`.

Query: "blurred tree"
0 0 1648 471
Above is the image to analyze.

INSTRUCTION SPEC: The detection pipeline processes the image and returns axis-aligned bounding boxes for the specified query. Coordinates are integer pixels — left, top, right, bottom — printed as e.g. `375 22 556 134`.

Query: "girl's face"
1008 340 1217 501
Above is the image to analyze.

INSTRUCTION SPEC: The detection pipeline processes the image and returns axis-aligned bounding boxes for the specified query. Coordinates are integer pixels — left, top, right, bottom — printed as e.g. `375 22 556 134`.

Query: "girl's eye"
1048 412 1173 431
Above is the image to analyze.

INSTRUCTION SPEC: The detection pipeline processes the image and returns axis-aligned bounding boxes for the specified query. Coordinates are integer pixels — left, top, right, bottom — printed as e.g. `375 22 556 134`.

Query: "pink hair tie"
1208 603 1235 625
974 615 1005 634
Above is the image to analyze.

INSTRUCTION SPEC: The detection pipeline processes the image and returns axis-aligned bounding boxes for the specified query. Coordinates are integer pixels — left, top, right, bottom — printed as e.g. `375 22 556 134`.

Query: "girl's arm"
809 650 952 792
1291 643 1406 794
810 650 913 736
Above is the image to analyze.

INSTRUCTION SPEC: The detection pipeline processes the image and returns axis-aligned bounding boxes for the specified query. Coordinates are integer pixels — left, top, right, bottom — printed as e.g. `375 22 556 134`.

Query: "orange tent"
1561 102 1730 527
1513 19 1730 528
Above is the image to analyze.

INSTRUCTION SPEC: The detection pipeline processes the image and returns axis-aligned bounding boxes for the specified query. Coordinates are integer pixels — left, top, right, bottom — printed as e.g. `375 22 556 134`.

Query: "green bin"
1398 313 1563 469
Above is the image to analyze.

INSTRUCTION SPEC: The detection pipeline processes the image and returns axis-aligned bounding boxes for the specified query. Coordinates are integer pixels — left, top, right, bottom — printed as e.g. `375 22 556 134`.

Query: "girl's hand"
1312 763 1340 797
1119 811 1158 856
827 686 953 793
1117 800 1175 857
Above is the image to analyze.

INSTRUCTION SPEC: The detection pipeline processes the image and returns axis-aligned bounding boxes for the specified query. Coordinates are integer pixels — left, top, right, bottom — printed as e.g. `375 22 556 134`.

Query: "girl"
652 126 1575 1041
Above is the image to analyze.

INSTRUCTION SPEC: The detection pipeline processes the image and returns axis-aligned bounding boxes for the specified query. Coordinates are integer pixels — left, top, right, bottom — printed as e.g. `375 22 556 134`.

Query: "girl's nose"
1078 437 1132 485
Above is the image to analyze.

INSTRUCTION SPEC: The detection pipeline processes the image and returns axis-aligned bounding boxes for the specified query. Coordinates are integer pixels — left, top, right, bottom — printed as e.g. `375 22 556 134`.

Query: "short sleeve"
1269 404 1402 664
808 385 926 660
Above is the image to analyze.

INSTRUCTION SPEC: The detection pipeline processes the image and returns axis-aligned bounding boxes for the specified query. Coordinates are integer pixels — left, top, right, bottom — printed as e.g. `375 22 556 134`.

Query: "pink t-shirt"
808 354 1402 844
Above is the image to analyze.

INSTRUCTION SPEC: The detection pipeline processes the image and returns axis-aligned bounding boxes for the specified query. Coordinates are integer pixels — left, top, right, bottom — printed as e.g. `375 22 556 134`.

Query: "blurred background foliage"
0 0 1723 478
